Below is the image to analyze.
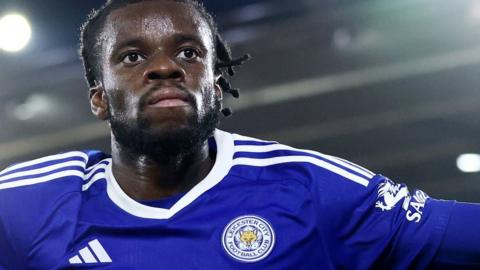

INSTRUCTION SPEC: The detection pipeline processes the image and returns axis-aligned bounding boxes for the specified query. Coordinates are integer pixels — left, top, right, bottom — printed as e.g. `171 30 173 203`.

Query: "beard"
108 88 220 165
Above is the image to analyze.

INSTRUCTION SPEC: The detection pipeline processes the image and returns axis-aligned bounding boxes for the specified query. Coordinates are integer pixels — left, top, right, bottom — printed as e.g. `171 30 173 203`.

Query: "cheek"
102 67 142 119
202 59 217 99
196 70 216 111
102 64 136 91
106 86 142 123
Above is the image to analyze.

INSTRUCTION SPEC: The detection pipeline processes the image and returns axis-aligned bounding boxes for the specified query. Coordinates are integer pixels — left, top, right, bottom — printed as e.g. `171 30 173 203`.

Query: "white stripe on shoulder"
234 144 375 179
82 159 111 191
0 151 88 176
0 160 86 183
0 170 85 190
84 159 110 181
232 134 277 144
232 156 369 187
82 173 107 191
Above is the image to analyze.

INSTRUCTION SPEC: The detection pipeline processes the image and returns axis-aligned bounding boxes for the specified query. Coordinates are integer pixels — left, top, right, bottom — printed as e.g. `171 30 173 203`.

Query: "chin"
144 111 199 133
146 122 195 138
109 100 219 162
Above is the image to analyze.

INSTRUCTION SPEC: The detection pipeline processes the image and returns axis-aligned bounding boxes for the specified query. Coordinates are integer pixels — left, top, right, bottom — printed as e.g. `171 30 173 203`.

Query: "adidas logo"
69 239 112 264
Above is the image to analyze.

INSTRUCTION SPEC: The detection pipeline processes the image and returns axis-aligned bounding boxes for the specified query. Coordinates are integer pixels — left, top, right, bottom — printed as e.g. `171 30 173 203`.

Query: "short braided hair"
79 0 250 116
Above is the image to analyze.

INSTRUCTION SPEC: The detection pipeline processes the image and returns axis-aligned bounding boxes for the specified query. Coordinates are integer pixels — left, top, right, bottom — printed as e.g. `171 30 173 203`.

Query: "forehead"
103 1 213 49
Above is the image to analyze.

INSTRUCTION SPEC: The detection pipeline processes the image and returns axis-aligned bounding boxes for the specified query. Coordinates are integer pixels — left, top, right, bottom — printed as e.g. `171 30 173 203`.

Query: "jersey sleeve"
0 213 18 269
431 201 480 269
312 173 455 270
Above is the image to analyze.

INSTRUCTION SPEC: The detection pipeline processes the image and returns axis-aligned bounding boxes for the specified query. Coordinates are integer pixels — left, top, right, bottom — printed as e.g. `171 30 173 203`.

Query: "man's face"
96 1 220 159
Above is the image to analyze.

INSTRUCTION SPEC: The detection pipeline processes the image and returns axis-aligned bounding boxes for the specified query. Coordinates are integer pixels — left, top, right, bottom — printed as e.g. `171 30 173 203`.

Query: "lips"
147 87 190 108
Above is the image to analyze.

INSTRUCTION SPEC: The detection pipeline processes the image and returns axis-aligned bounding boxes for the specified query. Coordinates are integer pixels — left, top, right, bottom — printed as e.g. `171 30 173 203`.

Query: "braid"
212 34 250 116
79 0 250 118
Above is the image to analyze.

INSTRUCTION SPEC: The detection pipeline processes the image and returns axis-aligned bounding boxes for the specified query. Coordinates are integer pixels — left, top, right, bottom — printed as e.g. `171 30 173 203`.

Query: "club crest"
222 215 275 263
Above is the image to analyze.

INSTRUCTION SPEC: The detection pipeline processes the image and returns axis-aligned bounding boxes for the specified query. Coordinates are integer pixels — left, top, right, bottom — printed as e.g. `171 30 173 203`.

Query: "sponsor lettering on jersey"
405 190 429 223
375 179 428 223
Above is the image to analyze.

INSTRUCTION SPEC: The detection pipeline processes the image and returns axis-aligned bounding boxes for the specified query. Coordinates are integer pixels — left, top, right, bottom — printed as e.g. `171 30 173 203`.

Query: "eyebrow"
172 34 208 51
111 38 146 55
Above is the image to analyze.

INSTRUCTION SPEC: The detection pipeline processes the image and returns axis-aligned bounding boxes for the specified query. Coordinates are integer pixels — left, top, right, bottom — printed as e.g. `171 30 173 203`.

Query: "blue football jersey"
0 129 454 269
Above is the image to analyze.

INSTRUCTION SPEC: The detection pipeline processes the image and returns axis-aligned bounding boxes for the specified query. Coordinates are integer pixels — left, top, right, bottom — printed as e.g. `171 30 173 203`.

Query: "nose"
143 53 185 84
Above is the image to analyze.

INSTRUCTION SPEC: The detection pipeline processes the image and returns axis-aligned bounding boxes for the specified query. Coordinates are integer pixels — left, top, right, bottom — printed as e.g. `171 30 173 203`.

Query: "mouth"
147 87 190 108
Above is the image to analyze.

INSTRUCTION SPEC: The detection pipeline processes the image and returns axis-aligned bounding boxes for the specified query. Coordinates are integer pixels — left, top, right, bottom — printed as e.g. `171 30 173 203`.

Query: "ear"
214 75 223 101
89 81 109 121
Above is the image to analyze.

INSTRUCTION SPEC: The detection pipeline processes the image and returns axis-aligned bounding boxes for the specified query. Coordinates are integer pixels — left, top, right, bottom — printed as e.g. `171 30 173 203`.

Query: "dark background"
1 0 480 201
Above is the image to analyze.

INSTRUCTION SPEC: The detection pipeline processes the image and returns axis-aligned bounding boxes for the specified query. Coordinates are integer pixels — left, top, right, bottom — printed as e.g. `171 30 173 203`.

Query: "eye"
177 48 200 60
121 52 145 64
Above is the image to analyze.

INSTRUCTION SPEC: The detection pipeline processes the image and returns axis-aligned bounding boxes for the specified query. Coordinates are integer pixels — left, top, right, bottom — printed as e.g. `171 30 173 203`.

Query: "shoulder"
0 150 111 261
229 132 376 190
0 150 110 193
0 150 111 216
227 132 393 229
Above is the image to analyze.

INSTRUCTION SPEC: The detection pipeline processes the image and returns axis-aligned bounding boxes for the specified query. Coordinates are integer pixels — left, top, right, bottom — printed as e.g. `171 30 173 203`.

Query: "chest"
30 182 331 269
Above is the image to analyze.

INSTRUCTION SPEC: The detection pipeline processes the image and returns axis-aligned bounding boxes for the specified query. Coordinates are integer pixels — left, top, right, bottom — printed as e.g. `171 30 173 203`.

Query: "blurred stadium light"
0 13 31 52
457 154 480 173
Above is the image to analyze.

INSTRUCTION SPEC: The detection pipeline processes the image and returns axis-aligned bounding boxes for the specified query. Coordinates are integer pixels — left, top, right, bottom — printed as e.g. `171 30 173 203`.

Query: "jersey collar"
105 129 234 219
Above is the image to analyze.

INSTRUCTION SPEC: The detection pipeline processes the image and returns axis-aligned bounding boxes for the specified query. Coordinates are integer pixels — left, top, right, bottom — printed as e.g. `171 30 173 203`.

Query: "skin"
89 1 222 200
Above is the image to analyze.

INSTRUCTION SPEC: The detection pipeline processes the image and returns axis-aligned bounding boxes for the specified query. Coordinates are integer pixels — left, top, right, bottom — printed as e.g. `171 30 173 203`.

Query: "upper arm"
0 213 17 270
430 201 480 269
313 174 454 269
0 190 31 270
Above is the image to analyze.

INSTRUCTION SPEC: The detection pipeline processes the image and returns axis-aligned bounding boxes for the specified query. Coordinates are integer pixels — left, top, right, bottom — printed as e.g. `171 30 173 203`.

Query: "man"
0 0 479 269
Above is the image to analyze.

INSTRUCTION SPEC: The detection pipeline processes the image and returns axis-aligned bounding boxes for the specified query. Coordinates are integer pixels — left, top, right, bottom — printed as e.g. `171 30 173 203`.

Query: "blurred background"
0 0 480 201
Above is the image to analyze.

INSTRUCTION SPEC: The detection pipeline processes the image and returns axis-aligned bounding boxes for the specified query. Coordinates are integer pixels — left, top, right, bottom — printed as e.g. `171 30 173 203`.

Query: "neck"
110 135 215 201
